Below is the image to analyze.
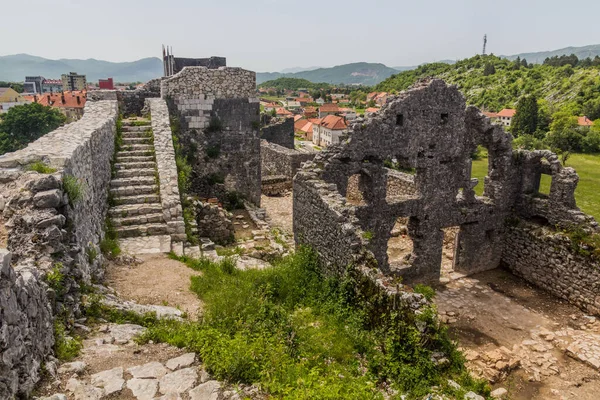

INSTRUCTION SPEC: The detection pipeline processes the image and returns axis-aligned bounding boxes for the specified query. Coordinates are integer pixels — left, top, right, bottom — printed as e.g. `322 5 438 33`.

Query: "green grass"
26 161 57 174
63 175 84 205
472 153 600 220
139 249 489 399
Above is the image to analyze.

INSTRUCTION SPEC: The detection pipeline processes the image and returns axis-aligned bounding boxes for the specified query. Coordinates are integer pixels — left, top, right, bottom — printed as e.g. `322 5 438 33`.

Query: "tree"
521 58 529 68
544 111 582 153
511 95 538 137
483 63 496 76
0 103 66 155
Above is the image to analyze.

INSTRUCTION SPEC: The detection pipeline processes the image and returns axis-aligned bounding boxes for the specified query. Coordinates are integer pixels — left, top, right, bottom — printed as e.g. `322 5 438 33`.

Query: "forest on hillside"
375 54 600 118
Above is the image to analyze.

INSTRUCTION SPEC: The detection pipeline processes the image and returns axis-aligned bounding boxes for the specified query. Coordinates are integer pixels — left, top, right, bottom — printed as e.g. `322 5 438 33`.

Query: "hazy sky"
2 0 599 71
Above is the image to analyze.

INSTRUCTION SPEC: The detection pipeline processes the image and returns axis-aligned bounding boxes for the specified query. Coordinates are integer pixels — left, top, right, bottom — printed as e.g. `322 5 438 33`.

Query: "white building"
312 115 348 147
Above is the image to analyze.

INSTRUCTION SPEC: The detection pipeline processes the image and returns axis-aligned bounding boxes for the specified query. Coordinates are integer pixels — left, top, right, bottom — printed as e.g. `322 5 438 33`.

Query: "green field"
471 153 600 221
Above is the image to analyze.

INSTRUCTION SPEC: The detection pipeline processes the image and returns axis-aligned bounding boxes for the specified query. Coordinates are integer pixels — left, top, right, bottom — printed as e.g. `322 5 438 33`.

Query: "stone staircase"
108 118 171 254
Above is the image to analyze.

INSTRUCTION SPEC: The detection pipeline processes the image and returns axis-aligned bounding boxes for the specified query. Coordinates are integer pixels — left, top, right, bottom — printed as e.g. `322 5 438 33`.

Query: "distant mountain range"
2 44 600 86
501 44 600 64
0 54 163 83
256 62 400 86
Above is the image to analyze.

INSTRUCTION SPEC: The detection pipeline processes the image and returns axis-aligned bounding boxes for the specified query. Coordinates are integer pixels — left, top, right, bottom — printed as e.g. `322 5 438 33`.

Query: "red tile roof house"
578 116 594 127
294 118 314 140
304 106 318 118
25 91 87 121
275 107 293 117
312 115 348 147
318 103 340 118
496 109 516 127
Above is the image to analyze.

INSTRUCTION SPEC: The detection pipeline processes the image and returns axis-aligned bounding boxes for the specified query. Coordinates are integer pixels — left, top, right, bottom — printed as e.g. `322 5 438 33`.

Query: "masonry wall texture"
147 98 186 245
293 79 600 315
503 222 600 315
261 140 315 195
260 117 294 149
0 100 118 398
161 67 261 205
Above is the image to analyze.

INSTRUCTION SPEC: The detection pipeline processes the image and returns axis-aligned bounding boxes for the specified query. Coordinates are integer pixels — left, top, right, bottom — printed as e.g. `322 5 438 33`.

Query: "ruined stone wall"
261 141 315 195
261 140 315 179
503 221 600 315
386 170 417 197
261 118 294 149
0 250 53 398
122 79 162 116
161 67 261 205
293 78 599 316
147 98 186 249
0 100 118 398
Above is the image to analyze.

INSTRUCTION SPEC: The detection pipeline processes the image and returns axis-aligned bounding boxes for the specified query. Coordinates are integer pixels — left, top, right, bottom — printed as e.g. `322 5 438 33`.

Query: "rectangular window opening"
396 114 404 126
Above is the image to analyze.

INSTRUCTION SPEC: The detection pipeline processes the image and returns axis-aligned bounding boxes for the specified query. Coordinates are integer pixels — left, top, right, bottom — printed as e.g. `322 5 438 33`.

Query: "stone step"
110 185 158 197
122 130 151 138
112 193 161 205
115 168 156 179
119 235 171 255
122 137 152 145
115 155 155 163
112 213 165 227
116 223 169 238
122 120 151 127
120 143 153 151
109 203 163 218
110 176 156 188
114 161 156 170
117 149 155 157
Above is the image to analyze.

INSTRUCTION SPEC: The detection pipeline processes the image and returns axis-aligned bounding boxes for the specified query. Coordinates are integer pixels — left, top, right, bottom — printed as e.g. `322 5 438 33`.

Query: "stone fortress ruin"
0 58 599 399
294 79 600 314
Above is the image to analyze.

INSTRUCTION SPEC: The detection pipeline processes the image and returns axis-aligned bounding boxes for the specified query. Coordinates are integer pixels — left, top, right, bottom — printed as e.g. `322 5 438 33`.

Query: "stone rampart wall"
0 100 118 398
261 140 315 180
261 118 294 149
147 98 186 249
503 221 600 315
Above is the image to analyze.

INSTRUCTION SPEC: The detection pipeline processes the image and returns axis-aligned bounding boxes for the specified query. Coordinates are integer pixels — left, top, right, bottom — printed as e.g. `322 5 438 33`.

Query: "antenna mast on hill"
482 34 488 55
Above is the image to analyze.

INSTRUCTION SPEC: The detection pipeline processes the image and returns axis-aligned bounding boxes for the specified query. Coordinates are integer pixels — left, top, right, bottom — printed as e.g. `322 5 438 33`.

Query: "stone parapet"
147 98 186 246
0 100 118 398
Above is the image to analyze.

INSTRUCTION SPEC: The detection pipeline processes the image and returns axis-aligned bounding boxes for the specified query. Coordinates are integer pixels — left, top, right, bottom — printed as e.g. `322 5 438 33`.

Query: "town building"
61 72 87 91
25 91 87 121
318 103 340 118
0 88 30 113
496 109 516 127
303 106 317 118
367 92 389 106
275 107 293 117
339 107 357 121
286 101 301 111
312 114 348 147
42 79 63 93
99 78 114 90
23 76 44 93
315 98 325 105
578 116 594 127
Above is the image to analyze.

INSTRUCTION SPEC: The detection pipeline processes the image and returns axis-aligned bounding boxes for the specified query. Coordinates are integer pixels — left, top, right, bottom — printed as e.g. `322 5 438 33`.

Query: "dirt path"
105 254 202 318
434 268 600 399
261 193 293 236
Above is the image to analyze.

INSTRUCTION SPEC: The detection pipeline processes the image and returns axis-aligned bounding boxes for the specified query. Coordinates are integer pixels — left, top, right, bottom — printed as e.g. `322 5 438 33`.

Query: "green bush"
206 117 223 133
205 145 220 159
54 320 82 361
45 263 65 298
63 175 84 205
139 249 489 399
414 284 436 301
26 161 56 174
